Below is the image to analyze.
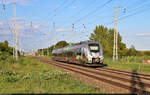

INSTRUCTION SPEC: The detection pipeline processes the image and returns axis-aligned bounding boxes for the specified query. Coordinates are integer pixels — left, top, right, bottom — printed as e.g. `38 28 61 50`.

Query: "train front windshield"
89 43 100 53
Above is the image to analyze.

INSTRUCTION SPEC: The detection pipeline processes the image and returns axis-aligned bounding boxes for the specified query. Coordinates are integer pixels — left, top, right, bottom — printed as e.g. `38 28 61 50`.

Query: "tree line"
0 25 149 60
37 25 150 57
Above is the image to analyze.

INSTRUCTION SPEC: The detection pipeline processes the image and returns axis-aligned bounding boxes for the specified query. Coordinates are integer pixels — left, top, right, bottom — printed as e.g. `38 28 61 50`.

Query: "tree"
89 25 126 57
55 41 69 49
0 41 13 60
144 51 150 56
126 45 137 56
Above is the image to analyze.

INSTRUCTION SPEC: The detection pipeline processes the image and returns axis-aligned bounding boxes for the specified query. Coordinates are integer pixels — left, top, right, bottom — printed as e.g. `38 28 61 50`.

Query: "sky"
0 0 150 52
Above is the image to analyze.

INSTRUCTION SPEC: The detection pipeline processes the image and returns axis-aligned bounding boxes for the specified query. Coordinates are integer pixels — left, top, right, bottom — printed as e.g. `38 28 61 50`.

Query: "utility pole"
113 6 125 60
19 39 21 56
70 24 74 46
12 2 18 61
31 21 33 32
2 2 15 58
53 22 56 48
13 25 15 58
42 48 44 56
47 47 49 56
22 47 24 56
113 7 117 60
83 24 86 41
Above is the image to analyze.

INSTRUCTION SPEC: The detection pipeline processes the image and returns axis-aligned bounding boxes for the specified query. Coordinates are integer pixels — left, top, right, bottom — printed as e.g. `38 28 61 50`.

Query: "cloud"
0 0 30 6
0 22 3 26
11 18 27 22
0 30 11 35
136 33 150 36
32 25 40 29
0 18 49 38
56 28 71 32
72 6 79 9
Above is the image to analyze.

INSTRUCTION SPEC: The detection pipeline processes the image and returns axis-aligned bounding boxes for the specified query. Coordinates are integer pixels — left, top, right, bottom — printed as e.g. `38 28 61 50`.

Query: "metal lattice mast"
42 48 43 56
13 23 15 58
113 7 117 60
53 22 55 48
12 2 18 60
113 6 125 60
70 24 74 46
115 6 118 60
47 47 49 56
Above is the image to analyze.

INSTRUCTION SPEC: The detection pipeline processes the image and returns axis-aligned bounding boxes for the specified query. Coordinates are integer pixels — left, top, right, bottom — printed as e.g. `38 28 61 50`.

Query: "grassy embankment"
104 56 150 73
0 56 103 94
36 56 51 60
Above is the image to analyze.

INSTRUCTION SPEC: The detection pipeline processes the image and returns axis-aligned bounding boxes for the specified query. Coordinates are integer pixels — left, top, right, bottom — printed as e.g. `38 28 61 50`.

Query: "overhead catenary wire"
1 0 13 40
53 0 68 13
1 0 15 57
117 0 150 19
39 0 68 25
73 0 113 24
37 0 77 48
75 0 150 31
103 2 150 26
118 5 150 22
50 0 77 22
69 0 97 19
47 0 68 21
59 0 113 30
92 0 149 23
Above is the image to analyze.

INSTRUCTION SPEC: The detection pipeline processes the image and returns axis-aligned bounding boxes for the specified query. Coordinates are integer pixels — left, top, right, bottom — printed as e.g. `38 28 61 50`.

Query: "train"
52 40 104 66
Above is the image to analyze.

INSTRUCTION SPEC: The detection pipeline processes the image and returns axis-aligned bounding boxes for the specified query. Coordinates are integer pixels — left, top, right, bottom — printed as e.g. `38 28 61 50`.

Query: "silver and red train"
52 40 104 66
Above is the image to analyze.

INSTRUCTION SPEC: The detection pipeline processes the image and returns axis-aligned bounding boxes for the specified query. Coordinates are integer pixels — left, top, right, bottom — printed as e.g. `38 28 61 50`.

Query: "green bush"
5 76 18 83
0 52 10 61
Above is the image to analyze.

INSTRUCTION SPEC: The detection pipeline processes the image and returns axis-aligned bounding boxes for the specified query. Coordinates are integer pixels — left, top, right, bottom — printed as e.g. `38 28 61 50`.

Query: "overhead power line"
59 0 113 29
118 0 150 18
1 0 15 58
40 0 68 24
51 0 76 21
118 5 150 22
70 0 97 18
104 4 150 26
73 0 113 23
1 0 13 34
53 0 68 13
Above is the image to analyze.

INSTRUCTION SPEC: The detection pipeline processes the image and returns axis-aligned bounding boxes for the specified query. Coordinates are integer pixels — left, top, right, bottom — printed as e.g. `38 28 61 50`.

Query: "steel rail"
97 68 150 81
100 67 150 77
50 60 150 89
31 57 150 94
49 60 149 94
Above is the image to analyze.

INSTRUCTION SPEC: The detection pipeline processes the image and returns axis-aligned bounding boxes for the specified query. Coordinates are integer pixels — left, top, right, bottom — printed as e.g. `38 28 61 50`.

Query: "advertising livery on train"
52 40 104 66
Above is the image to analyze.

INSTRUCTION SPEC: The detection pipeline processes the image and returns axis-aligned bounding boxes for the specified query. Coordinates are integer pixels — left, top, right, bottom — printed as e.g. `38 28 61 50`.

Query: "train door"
81 47 85 64
75 48 81 64
82 47 88 64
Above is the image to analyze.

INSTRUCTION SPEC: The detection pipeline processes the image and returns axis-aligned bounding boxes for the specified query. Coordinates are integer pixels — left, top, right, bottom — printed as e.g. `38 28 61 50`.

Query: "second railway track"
32 57 150 94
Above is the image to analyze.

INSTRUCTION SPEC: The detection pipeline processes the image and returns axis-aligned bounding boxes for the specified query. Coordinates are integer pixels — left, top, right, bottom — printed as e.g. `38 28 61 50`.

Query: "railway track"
32 57 150 94
97 67 150 81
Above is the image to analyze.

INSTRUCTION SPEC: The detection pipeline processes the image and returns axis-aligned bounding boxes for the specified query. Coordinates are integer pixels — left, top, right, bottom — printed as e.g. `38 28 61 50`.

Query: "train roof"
72 40 97 45
52 40 100 53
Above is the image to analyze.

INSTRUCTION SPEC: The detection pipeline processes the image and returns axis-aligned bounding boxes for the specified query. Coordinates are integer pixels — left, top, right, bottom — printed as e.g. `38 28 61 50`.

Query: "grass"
36 55 51 60
0 56 103 94
104 56 150 73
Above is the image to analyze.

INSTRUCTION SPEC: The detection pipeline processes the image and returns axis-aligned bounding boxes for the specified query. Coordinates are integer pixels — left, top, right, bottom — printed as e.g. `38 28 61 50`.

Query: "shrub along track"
31 57 150 94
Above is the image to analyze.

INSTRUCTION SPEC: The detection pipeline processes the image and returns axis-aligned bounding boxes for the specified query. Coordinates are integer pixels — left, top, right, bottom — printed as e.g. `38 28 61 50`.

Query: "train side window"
77 48 81 56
